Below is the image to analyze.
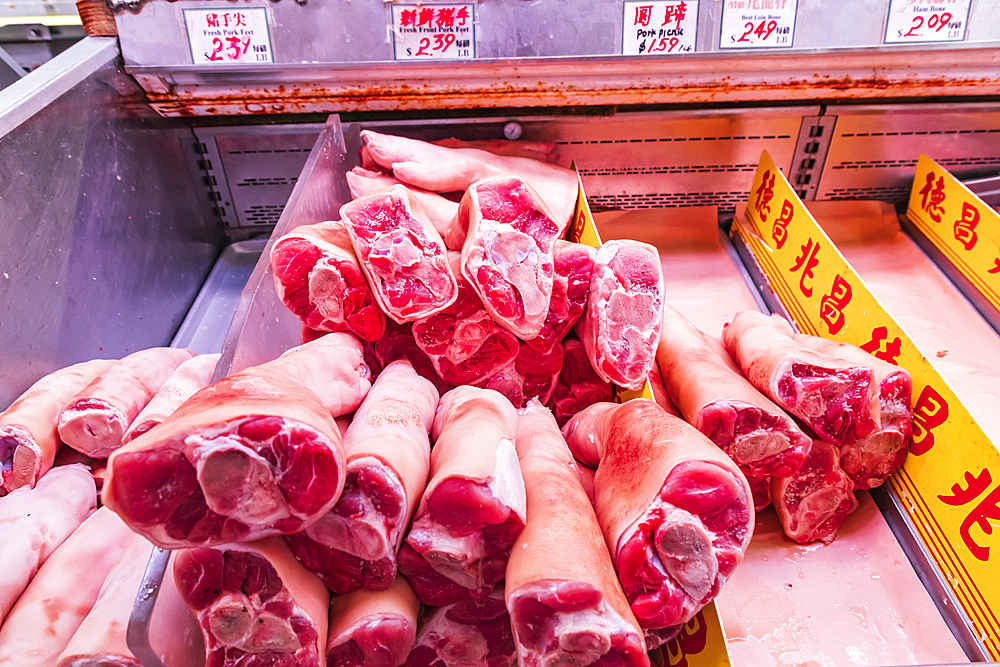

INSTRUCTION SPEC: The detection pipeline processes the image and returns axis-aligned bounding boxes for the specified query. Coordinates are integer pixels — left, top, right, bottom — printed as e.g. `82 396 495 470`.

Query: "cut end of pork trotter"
548 338 613 428
327 576 419 667
773 439 859 544
340 184 458 324
527 240 596 354
403 586 516 667
579 240 664 391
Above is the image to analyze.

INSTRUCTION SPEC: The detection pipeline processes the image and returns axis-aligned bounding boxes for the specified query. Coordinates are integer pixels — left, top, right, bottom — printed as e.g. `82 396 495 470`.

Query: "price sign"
884 0 971 44
622 1 698 55
184 8 273 64
390 4 476 60
719 0 796 49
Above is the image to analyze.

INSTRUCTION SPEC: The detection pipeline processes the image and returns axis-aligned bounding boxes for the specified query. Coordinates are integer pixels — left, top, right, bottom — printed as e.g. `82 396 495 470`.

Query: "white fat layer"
414 611 490 667
407 514 485 589
489 438 527 522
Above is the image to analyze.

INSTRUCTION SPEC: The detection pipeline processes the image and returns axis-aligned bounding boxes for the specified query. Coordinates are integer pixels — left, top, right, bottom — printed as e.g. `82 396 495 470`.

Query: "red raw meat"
399 387 525 606
563 400 753 638
58 348 196 458
578 240 665 391
794 334 912 489
1 358 114 494
271 220 386 341
723 311 878 448
123 353 220 444
403 585 516 667
458 176 561 339
347 167 458 241
174 537 328 667
772 440 858 544
548 338 613 428
364 320 452 396
327 575 419 667
103 334 371 548
285 360 437 593
412 253 519 386
507 401 649 667
340 184 458 324
360 129 578 231
657 304 810 482
475 340 564 409
526 240 595 354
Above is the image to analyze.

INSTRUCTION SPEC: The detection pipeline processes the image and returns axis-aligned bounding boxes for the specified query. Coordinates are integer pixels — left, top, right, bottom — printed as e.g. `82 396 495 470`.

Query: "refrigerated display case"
2 1 1000 664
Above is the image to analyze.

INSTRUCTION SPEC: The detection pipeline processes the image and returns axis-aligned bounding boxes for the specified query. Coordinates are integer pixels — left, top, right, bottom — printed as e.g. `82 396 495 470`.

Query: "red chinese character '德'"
662 1 687 28
790 238 820 297
436 7 457 27
938 468 1000 562
953 201 981 251
772 199 794 250
663 610 709 667
819 274 852 335
910 384 949 455
918 171 947 223
206 12 220 28
417 8 435 26
634 5 654 27
860 325 902 365
754 170 776 222
399 9 417 27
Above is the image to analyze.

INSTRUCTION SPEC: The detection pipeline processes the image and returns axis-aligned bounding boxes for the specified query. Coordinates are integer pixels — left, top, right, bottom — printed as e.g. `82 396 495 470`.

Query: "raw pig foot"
110 416 342 545
527 241 595 354
615 461 750 630
698 402 810 478
742 466 773 512
508 580 647 667
776 363 875 446
364 320 452 396
285 458 406 593
328 616 413 667
839 372 912 490
548 340 613 427
175 548 322 667
347 167 458 240
476 342 564 410
773 440 858 544
404 589 516 667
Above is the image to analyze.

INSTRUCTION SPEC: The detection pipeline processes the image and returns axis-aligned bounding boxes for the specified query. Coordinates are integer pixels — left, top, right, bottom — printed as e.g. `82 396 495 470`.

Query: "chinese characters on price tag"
622 1 698 55
884 0 971 44
391 4 476 60
719 0 796 49
184 8 273 64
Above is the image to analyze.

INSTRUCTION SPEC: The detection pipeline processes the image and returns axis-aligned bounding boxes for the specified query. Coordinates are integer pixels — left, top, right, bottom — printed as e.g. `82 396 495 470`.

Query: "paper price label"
184 8 273 64
390 4 476 60
732 151 1000 660
622 1 698 55
719 0 796 49
884 0 970 44
907 154 1000 313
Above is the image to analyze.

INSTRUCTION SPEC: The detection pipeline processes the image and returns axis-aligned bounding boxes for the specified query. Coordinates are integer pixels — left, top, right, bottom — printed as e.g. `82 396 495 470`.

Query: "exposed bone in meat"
123 353 220 444
0 358 114 494
723 311 878 448
578 240 665 391
563 400 753 635
507 400 648 667
360 129 578 231
58 348 196 458
340 184 458 324
526 240 595 354
772 439 859 544
327 575 419 667
103 334 371 548
347 167 459 241
458 176 561 340
0 507 134 667
548 339 613 428
56 536 203 667
475 340 564 410
174 537 328 667
285 360 437 593
657 304 810 483
399 387 525 606
271 220 387 341
412 253 519 386
403 585 516 667
0 464 96 625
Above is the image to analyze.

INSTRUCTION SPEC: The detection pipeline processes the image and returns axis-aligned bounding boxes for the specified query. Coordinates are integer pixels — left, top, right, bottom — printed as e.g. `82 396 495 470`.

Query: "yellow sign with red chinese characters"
572 168 729 667
907 154 1000 315
731 150 1000 660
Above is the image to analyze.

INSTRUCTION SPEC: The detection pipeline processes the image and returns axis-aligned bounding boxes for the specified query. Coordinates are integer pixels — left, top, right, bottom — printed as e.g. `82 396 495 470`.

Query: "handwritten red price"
738 19 777 43
899 11 953 38
885 0 969 44
413 33 457 56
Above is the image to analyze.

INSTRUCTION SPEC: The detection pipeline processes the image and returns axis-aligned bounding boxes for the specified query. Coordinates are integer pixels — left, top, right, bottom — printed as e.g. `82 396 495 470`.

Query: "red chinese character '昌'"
860 325 902 365
664 610 709 667
819 274 852 335
436 7 457 27
918 171 947 223
662 1 688 28
634 5 654 26
790 238 820 297
938 468 1000 562
953 201 981 251
910 384 949 455
754 170 776 222
772 199 794 250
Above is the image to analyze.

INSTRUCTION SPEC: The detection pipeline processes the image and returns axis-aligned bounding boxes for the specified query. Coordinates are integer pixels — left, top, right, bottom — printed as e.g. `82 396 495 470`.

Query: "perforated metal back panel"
815 104 1000 205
